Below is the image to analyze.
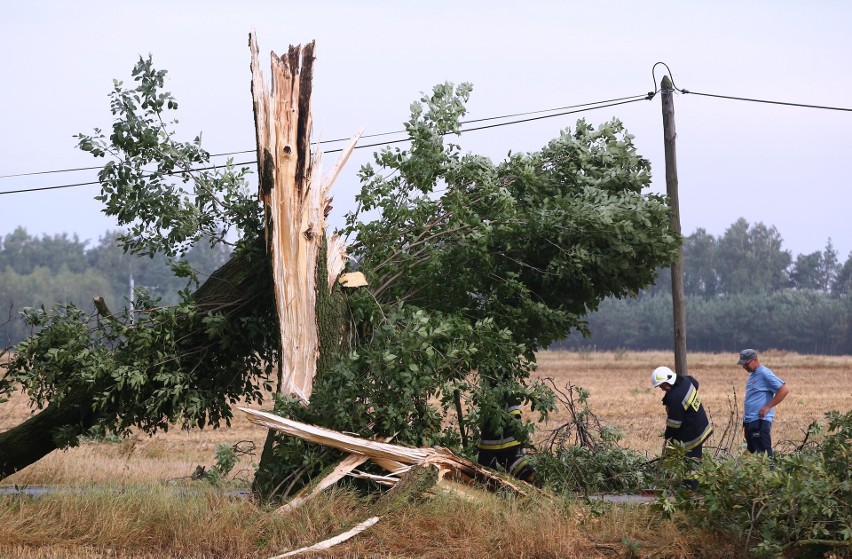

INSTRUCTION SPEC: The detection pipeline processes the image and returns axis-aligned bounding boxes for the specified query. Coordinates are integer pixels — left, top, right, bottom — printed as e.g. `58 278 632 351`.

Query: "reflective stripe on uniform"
666 418 683 429
682 385 697 411
683 425 713 450
509 456 528 475
477 436 521 450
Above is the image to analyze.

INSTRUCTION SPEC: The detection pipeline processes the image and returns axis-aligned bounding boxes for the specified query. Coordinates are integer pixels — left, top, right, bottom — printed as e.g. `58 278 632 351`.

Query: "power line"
0 94 647 180
4 85 851 195
679 89 852 112
0 94 651 195
0 162 258 195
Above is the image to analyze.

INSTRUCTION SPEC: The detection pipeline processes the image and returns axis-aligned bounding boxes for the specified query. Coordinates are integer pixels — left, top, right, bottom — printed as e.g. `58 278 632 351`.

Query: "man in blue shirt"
738 349 790 456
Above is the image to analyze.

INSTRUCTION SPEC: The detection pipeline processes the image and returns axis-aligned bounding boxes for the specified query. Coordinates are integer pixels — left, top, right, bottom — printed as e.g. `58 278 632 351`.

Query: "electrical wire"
0 94 650 195
679 90 852 112
0 94 647 181
4 80 852 194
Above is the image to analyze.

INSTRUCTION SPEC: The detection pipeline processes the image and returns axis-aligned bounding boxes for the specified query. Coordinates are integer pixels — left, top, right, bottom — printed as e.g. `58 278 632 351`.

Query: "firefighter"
477 399 536 483
651 366 713 489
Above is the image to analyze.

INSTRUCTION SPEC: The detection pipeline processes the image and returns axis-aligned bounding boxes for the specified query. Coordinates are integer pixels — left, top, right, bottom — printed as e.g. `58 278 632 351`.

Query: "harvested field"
2 350 851 485
535 349 852 456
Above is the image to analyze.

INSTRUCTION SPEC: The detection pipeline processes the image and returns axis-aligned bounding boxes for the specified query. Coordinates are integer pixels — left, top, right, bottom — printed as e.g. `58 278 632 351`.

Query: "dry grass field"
2 350 850 486
535 349 852 456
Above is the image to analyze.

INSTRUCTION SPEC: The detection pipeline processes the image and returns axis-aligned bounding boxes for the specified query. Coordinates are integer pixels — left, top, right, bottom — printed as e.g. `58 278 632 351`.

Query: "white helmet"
651 366 676 388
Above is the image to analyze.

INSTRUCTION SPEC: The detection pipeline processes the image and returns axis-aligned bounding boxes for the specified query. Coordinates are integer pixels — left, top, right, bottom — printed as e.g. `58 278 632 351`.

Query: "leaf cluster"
2 263 279 444
75 55 261 260
345 82 679 355
0 58 284 447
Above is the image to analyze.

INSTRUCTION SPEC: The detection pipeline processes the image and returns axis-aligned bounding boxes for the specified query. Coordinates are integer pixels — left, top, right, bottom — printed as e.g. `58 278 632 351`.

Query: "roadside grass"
0 485 367 559
0 484 742 559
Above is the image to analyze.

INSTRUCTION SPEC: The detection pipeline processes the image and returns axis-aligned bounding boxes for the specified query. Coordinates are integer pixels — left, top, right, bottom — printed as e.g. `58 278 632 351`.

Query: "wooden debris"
240 407 531 496
267 516 380 559
276 452 369 513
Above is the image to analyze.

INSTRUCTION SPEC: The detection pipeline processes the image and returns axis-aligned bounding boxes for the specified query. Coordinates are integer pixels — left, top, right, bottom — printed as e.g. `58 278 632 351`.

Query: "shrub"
667 410 852 557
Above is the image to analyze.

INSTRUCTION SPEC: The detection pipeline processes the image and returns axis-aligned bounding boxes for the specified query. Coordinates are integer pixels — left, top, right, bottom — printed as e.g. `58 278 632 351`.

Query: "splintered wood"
249 32 361 403
240 407 530 497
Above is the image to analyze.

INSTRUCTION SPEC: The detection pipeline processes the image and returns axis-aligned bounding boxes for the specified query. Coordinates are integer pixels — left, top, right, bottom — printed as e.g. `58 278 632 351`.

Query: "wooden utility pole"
660 75 688 375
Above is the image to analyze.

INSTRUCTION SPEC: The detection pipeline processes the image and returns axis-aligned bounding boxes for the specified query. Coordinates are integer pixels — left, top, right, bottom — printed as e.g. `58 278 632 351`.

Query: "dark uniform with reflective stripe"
662 375 712 488
662 375 713 450
477 402 536 482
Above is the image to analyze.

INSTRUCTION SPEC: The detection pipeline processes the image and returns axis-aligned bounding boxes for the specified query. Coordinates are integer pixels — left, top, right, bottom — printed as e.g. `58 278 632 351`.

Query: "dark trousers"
683 445 702 490
478 447 536 482
745 420 773 456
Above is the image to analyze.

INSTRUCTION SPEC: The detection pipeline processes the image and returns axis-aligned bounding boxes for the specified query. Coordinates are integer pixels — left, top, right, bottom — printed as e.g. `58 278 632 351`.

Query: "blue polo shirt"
743 365 785 423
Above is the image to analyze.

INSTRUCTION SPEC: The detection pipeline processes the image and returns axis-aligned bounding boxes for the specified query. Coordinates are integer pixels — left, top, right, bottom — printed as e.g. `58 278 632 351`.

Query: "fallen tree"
1 34 679 491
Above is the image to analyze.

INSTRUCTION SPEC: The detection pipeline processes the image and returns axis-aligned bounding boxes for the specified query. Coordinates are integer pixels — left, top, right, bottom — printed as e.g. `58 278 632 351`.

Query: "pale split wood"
239 407 530 496
240 407 432 463
326 233 348 292
267 516 381 559
347 470 399 486
276 453 370 513
323 129 363 292
337 271 368 288
248 32 360 403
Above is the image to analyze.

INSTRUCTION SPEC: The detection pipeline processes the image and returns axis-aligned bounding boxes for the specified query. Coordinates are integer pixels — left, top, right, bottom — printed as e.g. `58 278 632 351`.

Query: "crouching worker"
651 366 713 490
477 399 536 483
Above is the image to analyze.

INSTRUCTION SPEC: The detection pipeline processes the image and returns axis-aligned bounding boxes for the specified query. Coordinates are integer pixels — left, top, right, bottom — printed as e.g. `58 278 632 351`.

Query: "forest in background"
558 218 852 354
2 217 851 353
0 226 230 347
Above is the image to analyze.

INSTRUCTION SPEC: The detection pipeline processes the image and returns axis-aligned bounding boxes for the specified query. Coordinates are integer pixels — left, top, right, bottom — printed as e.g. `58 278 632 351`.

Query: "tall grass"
0 484 743 559
0 485 368 559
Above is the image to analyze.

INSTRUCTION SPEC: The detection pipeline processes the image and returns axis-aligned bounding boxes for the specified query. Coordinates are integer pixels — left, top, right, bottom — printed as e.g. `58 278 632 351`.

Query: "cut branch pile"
241 406 539 558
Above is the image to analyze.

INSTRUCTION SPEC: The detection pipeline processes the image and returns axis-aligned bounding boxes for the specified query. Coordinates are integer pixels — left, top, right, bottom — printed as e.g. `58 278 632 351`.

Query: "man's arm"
758 383 789 419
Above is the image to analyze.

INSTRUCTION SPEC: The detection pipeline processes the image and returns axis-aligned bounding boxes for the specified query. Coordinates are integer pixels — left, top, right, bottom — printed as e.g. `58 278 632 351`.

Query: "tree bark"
0 388 97 479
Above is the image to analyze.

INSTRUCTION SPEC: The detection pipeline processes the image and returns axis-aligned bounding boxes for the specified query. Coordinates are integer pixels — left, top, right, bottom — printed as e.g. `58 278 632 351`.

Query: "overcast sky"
2 1 850 261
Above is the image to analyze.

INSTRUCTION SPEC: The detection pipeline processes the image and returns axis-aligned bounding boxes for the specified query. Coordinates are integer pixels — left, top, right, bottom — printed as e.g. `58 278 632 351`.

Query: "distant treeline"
557 218 852 355
2 218 852 354
0 227 230 347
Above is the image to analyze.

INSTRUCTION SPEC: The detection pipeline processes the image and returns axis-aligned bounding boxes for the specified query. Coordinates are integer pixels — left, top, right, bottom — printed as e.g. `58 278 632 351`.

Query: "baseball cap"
737 349 758 365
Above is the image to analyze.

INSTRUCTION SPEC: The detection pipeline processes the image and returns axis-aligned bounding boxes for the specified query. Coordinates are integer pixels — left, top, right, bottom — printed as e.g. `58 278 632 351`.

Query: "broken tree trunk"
0 387 97 479
248 31 362 497
249 32 360 404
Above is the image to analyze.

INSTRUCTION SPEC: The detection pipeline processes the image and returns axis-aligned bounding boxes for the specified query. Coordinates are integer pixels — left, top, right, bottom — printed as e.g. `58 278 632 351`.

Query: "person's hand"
758 407 768 419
